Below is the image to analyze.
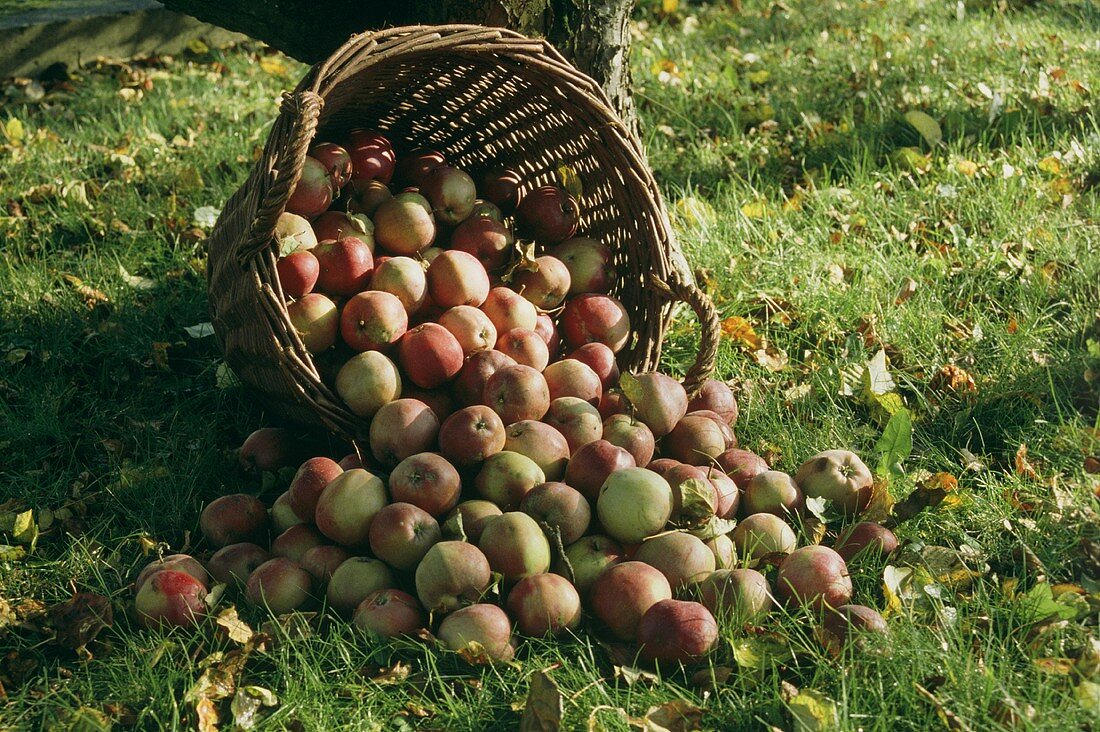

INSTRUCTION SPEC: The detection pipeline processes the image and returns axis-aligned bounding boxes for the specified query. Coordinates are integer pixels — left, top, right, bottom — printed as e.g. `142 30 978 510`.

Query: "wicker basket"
207 25 720 441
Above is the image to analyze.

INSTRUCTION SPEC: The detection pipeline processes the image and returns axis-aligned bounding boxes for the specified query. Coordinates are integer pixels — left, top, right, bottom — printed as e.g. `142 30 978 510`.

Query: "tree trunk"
158 0 635 131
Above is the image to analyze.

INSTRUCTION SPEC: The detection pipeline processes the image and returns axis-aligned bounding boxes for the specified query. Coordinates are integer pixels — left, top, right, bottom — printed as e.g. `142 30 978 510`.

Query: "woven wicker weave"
207 24 720 441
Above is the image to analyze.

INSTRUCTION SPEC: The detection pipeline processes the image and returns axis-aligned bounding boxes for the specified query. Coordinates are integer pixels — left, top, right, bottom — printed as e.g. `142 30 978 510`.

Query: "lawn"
1 0 1098 729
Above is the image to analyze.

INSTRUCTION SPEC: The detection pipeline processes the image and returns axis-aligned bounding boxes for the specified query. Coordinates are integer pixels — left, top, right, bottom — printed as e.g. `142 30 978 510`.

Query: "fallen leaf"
62 274 109 309
258 56 288 76
904 111 943 147
641 700 705 732
230 686 278 730
888 472 958 525
456 641 497 666
894 277 918 304
1076 681 1100 717
119 265 156 290
215 606 254 645
47 592 113 652
184 322 215 338
720 316 762 350
1015 444 1041 481
366 661 411 685
195 697 220 732
741 200 768 218
955 160 978 177
753 342 788 371
3 118 25 145
520 670 562 732
874 408 913 479
614 665 660 687
555 165 583 200
786 688 840 731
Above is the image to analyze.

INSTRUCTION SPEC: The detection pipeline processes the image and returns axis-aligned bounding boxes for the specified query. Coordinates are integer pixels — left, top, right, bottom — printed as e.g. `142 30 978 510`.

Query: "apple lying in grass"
415 541 492 613
637 599 718 665
200 493 269 548
353 589 425 638
742 470 804 518
697 568 773 623
246 558 313 614
589 561 672 640
686 379 738 426
596 467 673 544
327 556 394 614
270 524 327 563
634 532 716 590
833 522 899 562
506 573 582 637
776 546 852 611
795 449 874 515
731 513 797 562
136 569 207 628
438 603 515 662
208 543 270 588
135 554 209 594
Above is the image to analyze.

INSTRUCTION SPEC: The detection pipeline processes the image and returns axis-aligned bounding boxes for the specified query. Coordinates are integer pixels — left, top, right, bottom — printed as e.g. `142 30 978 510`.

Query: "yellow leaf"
904 110 942 147
3 118 25 145
740 200 768 218
187 38 210 55
747 70 770 85
955 160 978 177
673 196 716 228
787 688 841 731
1037 156 1062 175
259 56 288 76
720 316 761 349
556 164 583 200
661 0 679 13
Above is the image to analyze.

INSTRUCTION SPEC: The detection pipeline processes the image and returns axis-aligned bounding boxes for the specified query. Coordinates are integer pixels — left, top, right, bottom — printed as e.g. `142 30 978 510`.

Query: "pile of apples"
135 131 898 664
134 421 898 664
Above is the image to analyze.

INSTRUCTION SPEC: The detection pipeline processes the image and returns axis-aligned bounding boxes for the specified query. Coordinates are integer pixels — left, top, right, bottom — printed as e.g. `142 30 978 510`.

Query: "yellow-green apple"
542 397 603 453
427 250 490 307
634 532 715 589
794 449 874 515
743 470 804 517
287 293 338 354
697 568 773 623
833 522 898 562
444 500 502 543
542 359 602 406
731 513 797 562
512 255 571 309
552 534 622 597
705 534 737 570
314 468 388 548
550 237 612 295
373 193 435 255
335 351 401 418
270 492 304 533
474 450 546 509
370 256 428 313
275 212 317 252
477 511 550 582
415 541 491 613
439 305 497 355
480 286 538 333
503 420 569 481
327 556 394 614
596 468 673 544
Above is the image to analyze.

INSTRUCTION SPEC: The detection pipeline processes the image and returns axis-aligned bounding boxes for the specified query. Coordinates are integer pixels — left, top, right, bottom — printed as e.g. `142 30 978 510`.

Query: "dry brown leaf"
641 699 705 732
366 661 411 686
47 592 113 652
1015 444 1041 481
894 277 918 304
888 472 959 525
195 697 220 732
62 274 109 309
928 365 977 399
520 670 562 732
215 606 254 645
753 343 788 372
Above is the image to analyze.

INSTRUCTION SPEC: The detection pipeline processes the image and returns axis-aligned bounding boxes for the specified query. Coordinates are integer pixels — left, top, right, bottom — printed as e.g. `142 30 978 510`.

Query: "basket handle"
236 91 324 265
648 272 720 397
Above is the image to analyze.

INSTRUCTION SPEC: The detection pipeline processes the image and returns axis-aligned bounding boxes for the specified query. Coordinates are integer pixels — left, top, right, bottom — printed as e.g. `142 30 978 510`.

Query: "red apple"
776 546 852 611
313 236 374 296
310 142 352 189
312 211 374 246
833 522 899 562
353 589 425 638
601 414 655 466
637 599 718 665
619 372 687 438
439 405 507 468
481 168 522 214
369 502 442 571
589 561 672 640
519 481 591 545
534 313 561 360
389 452 463 516
340 290 408 352
449 216 514 271
299 544 349 586
716 448 770 489
394 147 447 188
698 568 773 623
686 379 739 426
439 305 497 355
135 554 209 594
663 414 728 466
246 557 313 614
420 167 477 226
483 364 550 425
568 342 619 390
507 573 582 637
398 322 464 388
480 286 538 333
634 532 716 589
270 524 326 563
542 359 602 405
453 349 516 406
208 543 269 587
346 128 396 183
277 250 319 297
495 328 550 371
344 178 392 216
238 427 301 473
200 494 269 548
561 294 630 353
135 569 207 628
287 456 343 520
563 439 635 501
516 185 579 244
794 449 874 515
369 398 440 466
512 255 571 309
503 420 570 481
438 604 515 661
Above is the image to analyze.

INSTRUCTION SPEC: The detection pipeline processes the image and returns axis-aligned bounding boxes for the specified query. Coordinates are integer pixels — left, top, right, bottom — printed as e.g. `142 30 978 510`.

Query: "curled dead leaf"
720 316 762 350
520 670 562 732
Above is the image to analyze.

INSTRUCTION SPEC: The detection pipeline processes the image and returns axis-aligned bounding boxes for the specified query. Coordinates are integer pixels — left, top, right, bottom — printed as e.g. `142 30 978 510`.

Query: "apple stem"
540 521 574 585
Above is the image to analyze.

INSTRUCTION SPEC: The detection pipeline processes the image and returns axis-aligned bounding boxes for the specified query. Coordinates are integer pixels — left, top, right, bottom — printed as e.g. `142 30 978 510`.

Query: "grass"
1 0 1099 729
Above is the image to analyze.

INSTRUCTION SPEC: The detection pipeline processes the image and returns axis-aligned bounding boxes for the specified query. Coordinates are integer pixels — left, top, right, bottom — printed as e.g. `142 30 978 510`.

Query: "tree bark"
158 0 636 131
